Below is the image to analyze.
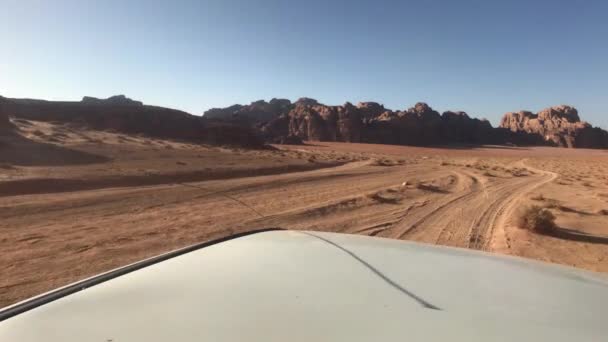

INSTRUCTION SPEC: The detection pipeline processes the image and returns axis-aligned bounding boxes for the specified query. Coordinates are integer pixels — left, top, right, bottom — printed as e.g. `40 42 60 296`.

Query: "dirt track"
1 120 608 308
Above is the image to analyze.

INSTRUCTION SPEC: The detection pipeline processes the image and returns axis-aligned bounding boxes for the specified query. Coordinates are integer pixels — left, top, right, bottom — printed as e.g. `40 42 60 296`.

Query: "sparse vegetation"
416 182 445 193
516 205 556 234
543 199 560 209
531 193 545 201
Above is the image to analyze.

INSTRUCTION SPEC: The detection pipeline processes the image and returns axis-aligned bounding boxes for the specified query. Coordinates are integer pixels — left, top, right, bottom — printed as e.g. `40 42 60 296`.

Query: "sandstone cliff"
500 105 608 148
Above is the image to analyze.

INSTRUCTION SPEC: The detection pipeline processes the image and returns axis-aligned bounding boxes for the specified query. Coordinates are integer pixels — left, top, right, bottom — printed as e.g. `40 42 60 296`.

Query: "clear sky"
1 0 607 127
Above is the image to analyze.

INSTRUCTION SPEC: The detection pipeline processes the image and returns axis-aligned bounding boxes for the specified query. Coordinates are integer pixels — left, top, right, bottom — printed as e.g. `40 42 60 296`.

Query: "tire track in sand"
389 171 482 240
483 160 558 251
392 160 557 249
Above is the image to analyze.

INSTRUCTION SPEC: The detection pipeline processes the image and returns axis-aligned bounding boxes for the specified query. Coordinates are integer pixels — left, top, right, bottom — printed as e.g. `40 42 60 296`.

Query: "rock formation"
500 105 608 148
267 101 363 143
204 98 291 124
3 94 606 149
356 102 387 122
81 95 143 106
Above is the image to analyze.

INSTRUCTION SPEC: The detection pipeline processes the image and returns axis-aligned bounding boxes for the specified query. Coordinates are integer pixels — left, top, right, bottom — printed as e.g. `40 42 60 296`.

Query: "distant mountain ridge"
2 94 606 149
0 95 264 148
205 98 608 148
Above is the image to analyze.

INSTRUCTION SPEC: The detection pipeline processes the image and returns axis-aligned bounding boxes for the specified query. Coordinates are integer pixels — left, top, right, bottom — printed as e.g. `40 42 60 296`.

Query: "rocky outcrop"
5 94 605 149
204 98 608 148
81 95 143 106
357 102 386 122
258 100 502 146
0 95 265 148
363 103 445 145
500 105 608 148
294 97 319 106
441 111 495 144
278 101 363 142
204 98 291 124
0 97 10 129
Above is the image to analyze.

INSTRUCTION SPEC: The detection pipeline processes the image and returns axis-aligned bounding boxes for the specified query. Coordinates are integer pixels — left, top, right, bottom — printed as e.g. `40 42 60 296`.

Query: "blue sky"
1 0 607 127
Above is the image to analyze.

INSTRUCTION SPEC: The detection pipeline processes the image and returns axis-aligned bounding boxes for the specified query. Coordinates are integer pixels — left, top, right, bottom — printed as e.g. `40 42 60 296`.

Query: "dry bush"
374 159 396 166
543 199 560 209
515 205 556 234
531 193 545 201
598 209 608 216
416 182 446 193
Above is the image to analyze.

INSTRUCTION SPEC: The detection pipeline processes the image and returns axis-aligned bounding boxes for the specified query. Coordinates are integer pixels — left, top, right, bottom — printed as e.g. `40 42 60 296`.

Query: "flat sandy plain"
1 119 608 308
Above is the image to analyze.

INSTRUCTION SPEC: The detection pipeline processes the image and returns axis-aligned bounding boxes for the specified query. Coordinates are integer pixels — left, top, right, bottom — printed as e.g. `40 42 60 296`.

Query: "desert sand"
1 119 608 308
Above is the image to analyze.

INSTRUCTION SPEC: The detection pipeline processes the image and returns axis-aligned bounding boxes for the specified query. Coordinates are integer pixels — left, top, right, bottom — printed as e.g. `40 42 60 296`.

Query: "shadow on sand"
0 130 110 166
550 227 608 245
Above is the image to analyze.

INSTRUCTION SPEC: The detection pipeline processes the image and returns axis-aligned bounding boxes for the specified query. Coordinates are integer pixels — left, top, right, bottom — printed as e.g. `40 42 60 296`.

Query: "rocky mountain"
500 105 608 148
213 98 606 148
260 100 501 146
81 95 144 106
204 98 292 124
0 95 264 148
3 94 606 149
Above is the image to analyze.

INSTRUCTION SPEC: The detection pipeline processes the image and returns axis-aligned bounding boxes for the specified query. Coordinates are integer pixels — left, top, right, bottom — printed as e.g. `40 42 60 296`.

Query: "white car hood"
1 230 607 341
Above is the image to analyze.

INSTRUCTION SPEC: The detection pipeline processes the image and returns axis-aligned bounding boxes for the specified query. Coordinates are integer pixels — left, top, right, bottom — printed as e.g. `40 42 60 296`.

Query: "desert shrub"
543 199 560 209
531 193 545 201
516 205 556 234
598 209 608 216
416 182 445 193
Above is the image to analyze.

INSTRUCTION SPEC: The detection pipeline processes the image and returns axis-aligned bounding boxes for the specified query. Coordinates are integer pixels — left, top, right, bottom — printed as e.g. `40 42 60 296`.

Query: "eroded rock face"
441 111 495 144
336 102 363 142
499 105 608 148
81 95 143 106
280 101 363 142
202 104 244 121
294 97 319 106
357 102 386 121
362 102 444 145
204 98 291 124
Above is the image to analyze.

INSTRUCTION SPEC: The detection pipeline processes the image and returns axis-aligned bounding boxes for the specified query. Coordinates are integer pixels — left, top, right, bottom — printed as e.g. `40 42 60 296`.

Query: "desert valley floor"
1 119 608 307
